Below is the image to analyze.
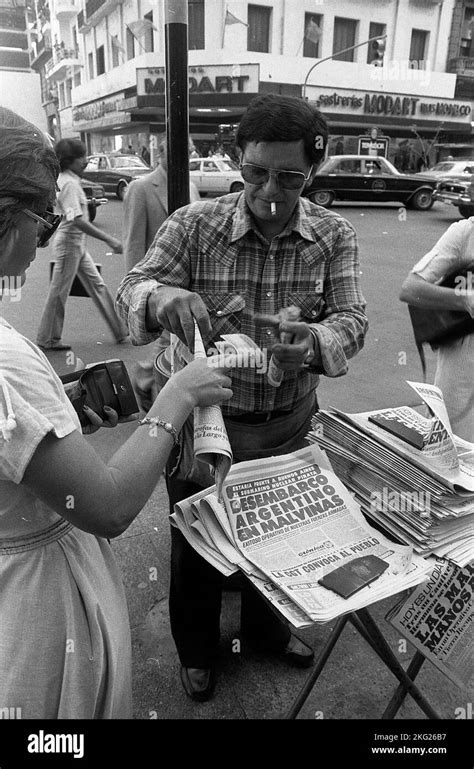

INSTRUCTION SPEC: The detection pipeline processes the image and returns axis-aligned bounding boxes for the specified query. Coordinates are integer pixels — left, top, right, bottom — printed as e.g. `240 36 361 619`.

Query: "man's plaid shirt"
116 193 368 416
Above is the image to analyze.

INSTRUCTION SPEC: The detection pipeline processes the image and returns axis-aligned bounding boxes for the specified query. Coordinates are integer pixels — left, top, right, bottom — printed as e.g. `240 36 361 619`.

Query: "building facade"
0 0 47 130
29 0 474 165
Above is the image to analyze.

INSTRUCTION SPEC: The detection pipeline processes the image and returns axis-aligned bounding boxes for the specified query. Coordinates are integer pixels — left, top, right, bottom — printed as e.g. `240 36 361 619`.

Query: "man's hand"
149 286 212 350
271 321 317 370
107 237 123 254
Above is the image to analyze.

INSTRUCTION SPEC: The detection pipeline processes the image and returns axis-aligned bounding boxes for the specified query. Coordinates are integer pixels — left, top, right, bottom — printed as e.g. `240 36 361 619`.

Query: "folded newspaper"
171 442 432 626
387 558 474 693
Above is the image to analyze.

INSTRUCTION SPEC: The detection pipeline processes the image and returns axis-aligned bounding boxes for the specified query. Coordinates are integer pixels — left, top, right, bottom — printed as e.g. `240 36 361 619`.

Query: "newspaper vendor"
116 94 368 702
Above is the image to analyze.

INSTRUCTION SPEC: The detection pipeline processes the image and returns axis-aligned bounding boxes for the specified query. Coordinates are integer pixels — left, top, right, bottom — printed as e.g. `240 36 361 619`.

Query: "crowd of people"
0 93 472 718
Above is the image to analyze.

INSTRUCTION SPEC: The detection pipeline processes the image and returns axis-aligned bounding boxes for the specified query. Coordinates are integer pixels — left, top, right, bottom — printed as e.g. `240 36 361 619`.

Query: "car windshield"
430 162 456 173
109 156 148 169
216 159 239 171
317 157 399 175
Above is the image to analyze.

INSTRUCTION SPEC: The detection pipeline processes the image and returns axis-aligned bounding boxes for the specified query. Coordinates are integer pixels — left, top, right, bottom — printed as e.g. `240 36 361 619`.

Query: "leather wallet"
61 359 139 428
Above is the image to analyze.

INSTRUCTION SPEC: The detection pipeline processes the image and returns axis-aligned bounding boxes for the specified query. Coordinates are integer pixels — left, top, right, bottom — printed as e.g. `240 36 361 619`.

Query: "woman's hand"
170 358 233 409
81 405 138 435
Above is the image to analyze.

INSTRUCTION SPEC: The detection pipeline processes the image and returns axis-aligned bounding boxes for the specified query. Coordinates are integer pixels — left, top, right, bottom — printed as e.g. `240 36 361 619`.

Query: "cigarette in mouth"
270 201 277 216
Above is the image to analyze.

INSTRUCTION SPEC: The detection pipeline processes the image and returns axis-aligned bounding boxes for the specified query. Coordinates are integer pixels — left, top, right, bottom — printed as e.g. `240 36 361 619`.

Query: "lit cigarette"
270 201 277 216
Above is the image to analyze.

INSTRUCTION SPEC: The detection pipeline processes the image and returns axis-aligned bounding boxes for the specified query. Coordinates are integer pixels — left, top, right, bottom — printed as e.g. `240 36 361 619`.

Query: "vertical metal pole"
164 0 189 213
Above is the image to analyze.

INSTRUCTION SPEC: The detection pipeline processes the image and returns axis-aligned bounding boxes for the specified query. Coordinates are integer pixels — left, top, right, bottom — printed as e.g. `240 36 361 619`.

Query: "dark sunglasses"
239 162 313 190
23 208 62 248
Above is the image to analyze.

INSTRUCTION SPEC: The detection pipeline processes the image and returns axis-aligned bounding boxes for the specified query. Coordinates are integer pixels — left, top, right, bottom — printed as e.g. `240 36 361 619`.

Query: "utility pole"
303 35 388 100
164 0 190 213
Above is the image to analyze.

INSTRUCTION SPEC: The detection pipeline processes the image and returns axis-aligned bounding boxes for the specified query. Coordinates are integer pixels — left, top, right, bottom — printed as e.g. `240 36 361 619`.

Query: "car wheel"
309 190 334 207
117 181 128 200
408 189 434 210
87 202 97 222
459 204 474 219
230 182 244 193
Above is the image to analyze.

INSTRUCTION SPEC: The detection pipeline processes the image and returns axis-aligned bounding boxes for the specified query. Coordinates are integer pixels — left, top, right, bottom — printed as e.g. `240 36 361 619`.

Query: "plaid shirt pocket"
287 292 326 323
200 291 246 340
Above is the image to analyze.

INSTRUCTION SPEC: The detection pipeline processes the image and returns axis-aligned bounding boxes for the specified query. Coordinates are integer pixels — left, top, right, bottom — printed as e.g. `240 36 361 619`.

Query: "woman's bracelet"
137 416 180 447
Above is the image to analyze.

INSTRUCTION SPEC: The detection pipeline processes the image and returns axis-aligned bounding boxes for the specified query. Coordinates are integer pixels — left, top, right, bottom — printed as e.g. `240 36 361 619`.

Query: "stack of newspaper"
306 383 474 568
171 443 432 628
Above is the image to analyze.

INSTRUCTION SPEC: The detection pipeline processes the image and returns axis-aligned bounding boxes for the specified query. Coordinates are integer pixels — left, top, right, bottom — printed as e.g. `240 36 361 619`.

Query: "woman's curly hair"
0 107 59 240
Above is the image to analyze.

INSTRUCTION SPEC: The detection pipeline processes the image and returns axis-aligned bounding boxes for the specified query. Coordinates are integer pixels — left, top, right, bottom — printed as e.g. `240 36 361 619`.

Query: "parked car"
82 154 152 200
80 179 107 222
415 159 474 182
433 177 474 219
189 157 244 196
304 155 436 210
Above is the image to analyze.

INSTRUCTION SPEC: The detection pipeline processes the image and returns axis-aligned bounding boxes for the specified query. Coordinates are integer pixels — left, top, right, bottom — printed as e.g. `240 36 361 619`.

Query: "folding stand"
285 608 440 719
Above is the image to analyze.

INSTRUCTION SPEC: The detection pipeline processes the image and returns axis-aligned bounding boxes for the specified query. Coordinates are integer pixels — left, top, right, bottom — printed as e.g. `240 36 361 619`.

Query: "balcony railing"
45 45 81 78
447 56 474 75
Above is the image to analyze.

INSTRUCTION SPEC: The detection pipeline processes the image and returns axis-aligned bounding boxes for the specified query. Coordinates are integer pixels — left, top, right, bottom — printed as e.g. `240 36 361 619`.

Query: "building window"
126 27 135 60
248 4 271 53
460 8 474 58
65 78 72 106
96 44 105 75
58 81 65 109
333 17 358 62
74 71 81 87
144 10 154 53
88 51 94 79
188 0 204 49
111 38 120 67
367 21 385 63
409 29 428 64
303 13 322 58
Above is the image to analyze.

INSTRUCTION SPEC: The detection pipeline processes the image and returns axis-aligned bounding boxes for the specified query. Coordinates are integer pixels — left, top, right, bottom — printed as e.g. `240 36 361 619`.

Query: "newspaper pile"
171 443 432 627
306 382 474 568
387 558 474 692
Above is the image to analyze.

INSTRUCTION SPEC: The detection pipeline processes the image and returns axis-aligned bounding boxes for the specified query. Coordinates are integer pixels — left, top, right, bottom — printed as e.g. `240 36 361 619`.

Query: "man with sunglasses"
117 94 368 702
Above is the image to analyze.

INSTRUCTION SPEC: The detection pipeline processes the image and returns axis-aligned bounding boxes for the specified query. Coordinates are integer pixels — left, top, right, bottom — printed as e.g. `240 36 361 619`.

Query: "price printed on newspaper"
220 443 430 622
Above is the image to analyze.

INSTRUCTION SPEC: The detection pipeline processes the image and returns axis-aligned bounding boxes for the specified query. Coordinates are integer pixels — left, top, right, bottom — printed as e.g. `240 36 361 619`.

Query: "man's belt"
226 408 293 424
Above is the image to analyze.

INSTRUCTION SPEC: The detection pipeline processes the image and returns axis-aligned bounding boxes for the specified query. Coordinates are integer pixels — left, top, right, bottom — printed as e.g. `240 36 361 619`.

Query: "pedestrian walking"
37 139 128 350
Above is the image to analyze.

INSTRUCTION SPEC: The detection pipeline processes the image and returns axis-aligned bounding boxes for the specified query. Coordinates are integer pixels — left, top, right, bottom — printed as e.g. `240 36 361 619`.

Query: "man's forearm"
74 217 112 243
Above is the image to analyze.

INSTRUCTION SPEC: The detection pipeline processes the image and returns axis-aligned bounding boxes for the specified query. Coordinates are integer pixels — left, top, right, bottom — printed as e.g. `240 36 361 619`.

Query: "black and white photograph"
0 0 473 762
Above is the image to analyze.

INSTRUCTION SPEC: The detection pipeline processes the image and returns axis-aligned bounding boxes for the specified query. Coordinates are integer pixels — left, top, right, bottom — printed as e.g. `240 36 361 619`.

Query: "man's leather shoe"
179 667 215 702
280 634 314 668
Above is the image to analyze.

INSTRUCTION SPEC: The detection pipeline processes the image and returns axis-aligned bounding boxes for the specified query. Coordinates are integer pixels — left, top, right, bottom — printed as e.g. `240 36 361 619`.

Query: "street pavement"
2 198 468 721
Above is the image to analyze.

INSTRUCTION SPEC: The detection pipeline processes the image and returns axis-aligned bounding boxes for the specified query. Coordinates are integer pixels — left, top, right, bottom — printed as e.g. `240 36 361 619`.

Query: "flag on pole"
127 19 157 40
305 18 322 44
225 9 248 27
